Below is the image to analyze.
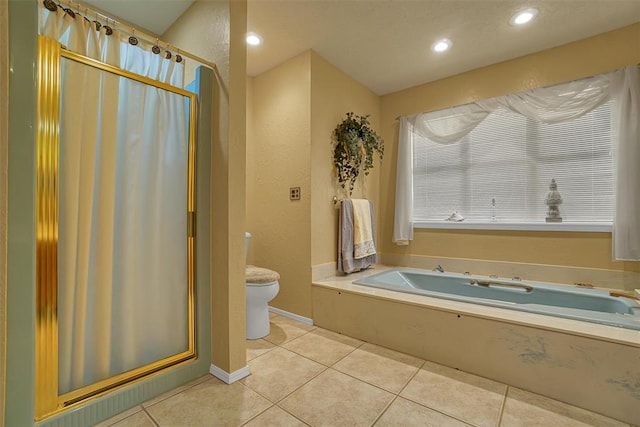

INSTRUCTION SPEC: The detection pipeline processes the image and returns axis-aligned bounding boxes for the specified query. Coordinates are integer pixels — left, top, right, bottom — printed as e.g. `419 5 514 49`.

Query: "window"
412 100 615 226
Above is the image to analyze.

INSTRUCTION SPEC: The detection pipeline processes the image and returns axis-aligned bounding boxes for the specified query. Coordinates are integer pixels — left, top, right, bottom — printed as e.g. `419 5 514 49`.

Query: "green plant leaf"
332 112 384 195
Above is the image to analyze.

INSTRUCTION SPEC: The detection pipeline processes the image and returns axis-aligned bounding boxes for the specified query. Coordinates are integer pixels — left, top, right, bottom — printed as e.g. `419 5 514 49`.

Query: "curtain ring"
43 0 57 12
78 3 87 22
128 30 138 46
152 38 160 54
176 48 182 63
73 1 81 19
63 7 75 18
103 18 113 36
93 11 101 31
81 8 92 27
165 50 172 60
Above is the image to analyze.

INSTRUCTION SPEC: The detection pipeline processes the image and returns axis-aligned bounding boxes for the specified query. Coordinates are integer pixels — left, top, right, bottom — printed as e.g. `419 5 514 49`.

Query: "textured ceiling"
83 0 195 36
82 0 640 96
247 0 640 95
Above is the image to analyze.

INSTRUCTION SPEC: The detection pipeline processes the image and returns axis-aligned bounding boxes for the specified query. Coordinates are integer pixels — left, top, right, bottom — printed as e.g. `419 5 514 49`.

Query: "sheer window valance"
394 66 640 261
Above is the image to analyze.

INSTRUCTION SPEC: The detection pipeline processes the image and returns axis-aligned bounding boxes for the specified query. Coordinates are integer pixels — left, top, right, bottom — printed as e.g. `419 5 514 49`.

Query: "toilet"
245 232 280 339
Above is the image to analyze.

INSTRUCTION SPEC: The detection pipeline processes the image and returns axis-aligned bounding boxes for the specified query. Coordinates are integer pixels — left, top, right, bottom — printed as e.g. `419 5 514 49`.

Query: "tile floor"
97 314 633 427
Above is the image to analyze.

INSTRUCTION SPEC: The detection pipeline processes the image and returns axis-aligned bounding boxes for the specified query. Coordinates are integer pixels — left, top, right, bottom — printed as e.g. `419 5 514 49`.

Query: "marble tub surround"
313 274 640 425
313 267 640 346
97 314 631 427
311 262 391 282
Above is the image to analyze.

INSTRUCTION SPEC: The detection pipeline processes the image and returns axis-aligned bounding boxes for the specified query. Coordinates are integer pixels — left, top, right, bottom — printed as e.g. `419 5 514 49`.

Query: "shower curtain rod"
51 0 217 70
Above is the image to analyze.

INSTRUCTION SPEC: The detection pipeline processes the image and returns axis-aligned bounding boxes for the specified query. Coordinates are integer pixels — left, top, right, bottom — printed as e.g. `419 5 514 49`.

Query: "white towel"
352 199 376 259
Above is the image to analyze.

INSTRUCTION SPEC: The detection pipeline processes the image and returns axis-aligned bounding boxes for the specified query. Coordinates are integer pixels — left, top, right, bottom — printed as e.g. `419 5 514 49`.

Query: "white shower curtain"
41 7 189 394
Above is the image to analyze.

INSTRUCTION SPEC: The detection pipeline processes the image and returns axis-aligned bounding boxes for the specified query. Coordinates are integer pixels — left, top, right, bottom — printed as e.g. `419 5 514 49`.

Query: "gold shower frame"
35 36 197 420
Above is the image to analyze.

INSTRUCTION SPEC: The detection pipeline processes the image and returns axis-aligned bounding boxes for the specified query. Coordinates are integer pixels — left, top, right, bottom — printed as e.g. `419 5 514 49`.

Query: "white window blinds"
412 101 615 223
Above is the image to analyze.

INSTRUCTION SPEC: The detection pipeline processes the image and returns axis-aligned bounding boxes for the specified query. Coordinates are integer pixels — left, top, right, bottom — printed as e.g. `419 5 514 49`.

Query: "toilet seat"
246 265 280 284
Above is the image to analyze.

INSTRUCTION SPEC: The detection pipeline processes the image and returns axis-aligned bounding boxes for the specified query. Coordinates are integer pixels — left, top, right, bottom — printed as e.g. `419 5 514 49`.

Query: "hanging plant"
332 112 384 195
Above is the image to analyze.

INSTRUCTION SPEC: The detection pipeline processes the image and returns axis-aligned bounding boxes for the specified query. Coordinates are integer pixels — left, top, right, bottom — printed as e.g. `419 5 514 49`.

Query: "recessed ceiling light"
246 32 263 46
431 39 451 53
510 8 538 26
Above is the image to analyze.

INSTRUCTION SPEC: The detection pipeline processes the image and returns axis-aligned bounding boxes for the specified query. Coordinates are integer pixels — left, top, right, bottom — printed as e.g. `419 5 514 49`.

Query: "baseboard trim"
209 364 250 384
268 306 314 325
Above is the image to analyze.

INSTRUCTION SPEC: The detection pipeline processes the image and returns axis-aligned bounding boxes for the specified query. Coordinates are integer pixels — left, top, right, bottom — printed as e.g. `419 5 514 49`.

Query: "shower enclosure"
35 21 197 420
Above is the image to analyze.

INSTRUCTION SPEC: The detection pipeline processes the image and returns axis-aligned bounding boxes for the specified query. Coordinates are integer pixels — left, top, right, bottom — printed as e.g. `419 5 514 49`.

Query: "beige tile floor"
97 314 633 427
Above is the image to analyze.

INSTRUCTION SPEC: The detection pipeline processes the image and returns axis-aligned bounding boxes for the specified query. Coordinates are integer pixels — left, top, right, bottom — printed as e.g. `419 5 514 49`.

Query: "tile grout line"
140 374 213 409
282 335 366 368
268 328 352 422
242 324 331 408
395 359 426 396
237 380 278 404
237 402 275 427
274 364 331 405
356 356 426 426
236 374 314 426
398 392 479 426
242 347 333 409
262 325 317 347
328 346 426 397
273 330 433 406
329 363 419 397
270 364 331 426
372 360 474 427
369 394 399 426
393 360 509 427
274 402 313 427
246 341 278 362
141 405 160 427
496 385 509 427
329 337 366 364
246 324 369 424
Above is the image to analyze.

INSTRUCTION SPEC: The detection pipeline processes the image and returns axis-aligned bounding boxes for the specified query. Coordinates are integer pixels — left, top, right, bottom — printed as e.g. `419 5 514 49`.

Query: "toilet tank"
245 232 251 262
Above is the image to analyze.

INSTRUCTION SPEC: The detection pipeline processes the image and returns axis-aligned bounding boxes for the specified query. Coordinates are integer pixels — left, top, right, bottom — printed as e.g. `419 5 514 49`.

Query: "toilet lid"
246 265 280 285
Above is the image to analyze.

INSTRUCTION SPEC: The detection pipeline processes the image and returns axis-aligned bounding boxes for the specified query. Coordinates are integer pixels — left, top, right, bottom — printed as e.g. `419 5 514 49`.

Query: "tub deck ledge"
312 265 640 347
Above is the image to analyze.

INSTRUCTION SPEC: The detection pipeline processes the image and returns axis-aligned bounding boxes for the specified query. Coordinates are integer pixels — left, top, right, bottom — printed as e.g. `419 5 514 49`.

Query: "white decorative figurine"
545 178 563 223
446 211 465 222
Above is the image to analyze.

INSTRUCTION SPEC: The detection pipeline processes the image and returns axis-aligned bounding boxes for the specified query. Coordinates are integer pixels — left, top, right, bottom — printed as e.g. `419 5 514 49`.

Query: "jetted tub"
354 268 640 331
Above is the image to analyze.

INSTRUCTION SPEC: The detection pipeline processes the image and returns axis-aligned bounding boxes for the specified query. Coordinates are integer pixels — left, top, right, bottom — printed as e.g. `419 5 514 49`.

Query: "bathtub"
312 265 640 424
354 268 640 331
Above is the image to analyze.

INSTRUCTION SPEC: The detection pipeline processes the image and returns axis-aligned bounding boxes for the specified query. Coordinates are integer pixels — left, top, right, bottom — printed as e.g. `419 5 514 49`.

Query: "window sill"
413 221 612 232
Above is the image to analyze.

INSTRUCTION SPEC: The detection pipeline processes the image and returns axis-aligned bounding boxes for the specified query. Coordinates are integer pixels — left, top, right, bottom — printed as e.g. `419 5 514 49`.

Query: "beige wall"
247 51 381 317
163 0 247 373
379 23 640 275
248 51 312 316
249 24 640 318
310 52 381 266
0 0 7 424
245 76 255 266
